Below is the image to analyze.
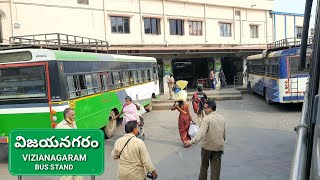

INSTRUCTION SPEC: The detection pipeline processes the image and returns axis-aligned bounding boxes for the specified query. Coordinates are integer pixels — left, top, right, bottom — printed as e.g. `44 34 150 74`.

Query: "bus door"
99 72 112 103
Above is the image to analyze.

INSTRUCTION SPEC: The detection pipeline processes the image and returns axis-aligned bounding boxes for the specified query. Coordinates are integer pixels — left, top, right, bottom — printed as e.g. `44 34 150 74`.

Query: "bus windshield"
0 65 46 100
289 55 311 76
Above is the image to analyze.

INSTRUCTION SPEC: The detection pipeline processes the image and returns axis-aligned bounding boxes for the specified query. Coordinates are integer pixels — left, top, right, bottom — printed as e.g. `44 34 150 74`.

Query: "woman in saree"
114 96 140 127
171 100 192 146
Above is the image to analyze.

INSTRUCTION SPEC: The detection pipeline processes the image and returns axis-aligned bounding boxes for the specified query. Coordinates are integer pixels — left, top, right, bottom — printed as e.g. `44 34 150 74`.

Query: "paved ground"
0 93 302 180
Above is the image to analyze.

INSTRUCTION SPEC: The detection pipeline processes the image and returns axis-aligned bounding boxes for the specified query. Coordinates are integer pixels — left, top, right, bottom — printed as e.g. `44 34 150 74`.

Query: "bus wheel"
145 104 152 112
264 89 272 104
105 111 116 138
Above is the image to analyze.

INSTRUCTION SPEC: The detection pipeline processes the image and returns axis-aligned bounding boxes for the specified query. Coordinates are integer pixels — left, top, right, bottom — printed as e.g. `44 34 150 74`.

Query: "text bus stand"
9 129 104 179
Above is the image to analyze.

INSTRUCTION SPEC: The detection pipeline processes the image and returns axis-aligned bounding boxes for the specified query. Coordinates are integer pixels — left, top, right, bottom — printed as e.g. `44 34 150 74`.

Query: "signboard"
9 129 104 176
163 59 172 76
215 61 221 72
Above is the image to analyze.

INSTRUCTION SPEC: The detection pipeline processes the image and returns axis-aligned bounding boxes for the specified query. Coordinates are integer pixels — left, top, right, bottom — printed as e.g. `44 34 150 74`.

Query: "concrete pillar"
163 59 173 93
243 58 247 86
214 58 221 88
214 57 221 77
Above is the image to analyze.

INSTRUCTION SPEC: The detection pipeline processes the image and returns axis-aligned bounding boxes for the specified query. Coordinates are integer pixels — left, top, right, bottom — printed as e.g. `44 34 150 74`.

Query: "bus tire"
145 104 152 112
264 89 272 104
105 111 116 138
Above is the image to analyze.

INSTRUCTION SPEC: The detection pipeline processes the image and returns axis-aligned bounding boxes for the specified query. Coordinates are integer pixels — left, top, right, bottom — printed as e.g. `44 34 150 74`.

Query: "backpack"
192 92 203 113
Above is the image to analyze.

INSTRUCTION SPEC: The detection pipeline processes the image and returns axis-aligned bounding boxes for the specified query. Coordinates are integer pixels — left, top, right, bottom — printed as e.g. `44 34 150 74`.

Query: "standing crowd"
58 71 226 180
209 69 226 90
109 73 226 180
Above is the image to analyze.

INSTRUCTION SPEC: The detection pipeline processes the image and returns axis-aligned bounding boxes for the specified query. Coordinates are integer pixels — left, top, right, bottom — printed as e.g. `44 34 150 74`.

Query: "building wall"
273 13 304 41
0 0 304 46
1 0 106 42
0 0 12 43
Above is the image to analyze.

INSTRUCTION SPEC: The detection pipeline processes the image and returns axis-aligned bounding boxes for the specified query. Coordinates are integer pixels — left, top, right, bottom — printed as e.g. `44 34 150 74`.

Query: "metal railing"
9 33 109 52
267 37 314 50
233 75 243 87
197 78 212 89
290 86 309 180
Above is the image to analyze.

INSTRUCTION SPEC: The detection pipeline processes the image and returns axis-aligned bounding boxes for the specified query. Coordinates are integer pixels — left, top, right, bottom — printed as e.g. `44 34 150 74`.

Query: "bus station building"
0 0 304 92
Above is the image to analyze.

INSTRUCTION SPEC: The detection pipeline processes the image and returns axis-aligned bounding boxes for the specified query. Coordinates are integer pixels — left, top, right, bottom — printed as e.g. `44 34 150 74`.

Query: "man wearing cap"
167 73 175 100
185 100 225 180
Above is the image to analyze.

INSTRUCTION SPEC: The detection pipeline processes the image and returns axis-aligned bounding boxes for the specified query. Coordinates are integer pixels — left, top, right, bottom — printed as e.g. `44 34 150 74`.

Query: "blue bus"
246 47 311 104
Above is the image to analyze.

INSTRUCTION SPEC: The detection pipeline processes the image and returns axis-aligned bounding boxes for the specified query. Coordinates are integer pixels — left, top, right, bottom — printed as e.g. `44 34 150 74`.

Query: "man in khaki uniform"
185 100 225 180
55 108 83 180
112 121 158 180
167 73 175 100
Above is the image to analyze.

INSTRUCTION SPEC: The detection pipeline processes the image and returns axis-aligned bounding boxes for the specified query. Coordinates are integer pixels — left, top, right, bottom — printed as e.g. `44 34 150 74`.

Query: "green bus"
0 48 159 156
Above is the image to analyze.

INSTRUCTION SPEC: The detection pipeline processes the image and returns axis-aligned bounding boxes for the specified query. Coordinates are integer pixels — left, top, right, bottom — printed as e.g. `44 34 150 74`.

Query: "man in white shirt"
55 108 82 180
167 73 175 100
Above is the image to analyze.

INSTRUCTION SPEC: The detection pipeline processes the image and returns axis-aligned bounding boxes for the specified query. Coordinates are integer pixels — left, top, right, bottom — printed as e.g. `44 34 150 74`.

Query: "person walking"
112 121 158 180
113 96 141 128
171 100 193 146
218 69 226 89
167 73 175 100
185 100 226 180
192 84 208 127
55 108 83 180
209 69 216 89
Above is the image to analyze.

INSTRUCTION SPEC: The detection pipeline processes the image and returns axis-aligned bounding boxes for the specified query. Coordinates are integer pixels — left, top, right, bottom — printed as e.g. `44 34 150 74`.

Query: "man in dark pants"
185 100 225 180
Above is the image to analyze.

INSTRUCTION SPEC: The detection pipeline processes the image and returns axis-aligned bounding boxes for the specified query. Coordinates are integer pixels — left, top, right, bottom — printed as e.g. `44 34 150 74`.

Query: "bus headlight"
52 116 57 121
51 109 57 115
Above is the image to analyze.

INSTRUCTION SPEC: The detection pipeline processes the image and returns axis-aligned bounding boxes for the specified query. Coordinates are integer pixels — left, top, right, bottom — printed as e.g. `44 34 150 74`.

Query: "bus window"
263 66 267 76
92 74 100 93
100 74 109 91
112 72 121 89
67 76 77 99
0 66 46 100
78 75 87 96
85 74 94 95
133 71 138 84
122 71 130 87
153 66 156 74
154 65 159 80
142 70 147 82
137 70 142 83
148 69 153 81
129 71 134 85
72 76 80 97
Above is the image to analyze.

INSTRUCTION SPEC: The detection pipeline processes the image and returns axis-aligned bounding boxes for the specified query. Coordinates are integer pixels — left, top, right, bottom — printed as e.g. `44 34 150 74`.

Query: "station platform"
153 86 246 110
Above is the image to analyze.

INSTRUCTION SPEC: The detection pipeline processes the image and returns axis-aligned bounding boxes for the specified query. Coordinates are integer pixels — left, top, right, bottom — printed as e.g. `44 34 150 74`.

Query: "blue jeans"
212 79 216 89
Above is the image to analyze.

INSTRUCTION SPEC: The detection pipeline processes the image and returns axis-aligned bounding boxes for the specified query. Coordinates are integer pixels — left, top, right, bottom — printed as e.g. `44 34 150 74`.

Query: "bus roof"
0 49 157 64
247 46 312 61
247 49 288 60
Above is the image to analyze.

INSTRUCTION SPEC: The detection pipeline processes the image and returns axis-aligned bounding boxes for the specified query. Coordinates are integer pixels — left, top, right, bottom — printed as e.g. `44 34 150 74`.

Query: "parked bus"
246 46 311 104
0 48 159 154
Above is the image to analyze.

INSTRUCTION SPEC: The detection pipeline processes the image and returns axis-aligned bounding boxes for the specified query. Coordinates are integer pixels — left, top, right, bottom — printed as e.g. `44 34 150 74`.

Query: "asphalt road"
0 93 302 180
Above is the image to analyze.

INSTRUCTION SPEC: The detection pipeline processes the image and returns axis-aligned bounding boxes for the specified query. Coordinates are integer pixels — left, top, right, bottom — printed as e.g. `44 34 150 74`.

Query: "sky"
274 0 317 28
